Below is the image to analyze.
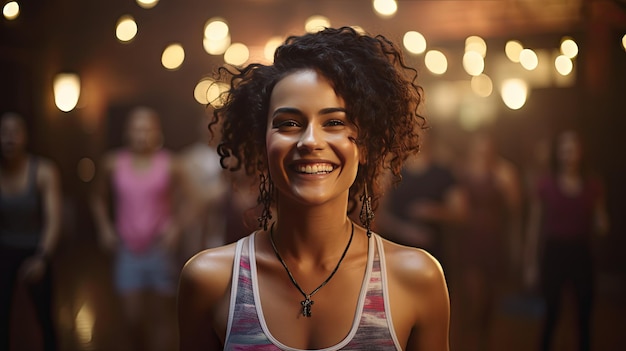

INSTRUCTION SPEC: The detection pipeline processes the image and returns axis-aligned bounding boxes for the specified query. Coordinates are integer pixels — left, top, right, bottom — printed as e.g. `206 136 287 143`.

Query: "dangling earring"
258 172 274 231
359 185 374 238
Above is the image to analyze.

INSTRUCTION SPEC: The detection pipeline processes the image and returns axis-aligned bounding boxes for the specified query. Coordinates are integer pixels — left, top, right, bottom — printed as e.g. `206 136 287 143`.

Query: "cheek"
265 134 291 173
331 135 361 165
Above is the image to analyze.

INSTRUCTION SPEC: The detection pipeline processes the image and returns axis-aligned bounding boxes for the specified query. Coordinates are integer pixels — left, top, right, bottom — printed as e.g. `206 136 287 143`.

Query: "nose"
297 123 323 152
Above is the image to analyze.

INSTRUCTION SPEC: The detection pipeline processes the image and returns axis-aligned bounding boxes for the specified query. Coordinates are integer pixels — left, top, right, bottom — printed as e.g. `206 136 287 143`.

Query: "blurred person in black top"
0 112 62 351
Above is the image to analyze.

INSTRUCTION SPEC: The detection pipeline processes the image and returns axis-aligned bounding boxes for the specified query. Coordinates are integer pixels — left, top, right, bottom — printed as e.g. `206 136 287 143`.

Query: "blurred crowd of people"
0 107 611 351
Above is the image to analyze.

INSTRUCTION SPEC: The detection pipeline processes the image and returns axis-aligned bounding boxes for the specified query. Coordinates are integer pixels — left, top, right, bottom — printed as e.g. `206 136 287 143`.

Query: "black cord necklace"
269 221 354 318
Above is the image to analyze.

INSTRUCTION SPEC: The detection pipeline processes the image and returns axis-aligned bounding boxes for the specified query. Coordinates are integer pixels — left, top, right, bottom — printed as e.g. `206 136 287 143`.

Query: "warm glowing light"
53 73 81 113
351 26 366 35
373 0 398 17
305 15 330 33
116 15 138 42
203 35 230 55
471 74 493 97
224 43 249 66
136 0 159 9
560 38 578 58
463 51 484 76
465 36 487 57
424 50 448 75
194 79 213 105
622 34 626 51
77 158 95 183
264 36 284 62
554 55 573 76
403 31 427 54
75 302 95 346
204 19 229 41
194 78 229 106
500 79 528 110
519 49 538 70
505 40 523 63
161 43 185 70
3 1 19 20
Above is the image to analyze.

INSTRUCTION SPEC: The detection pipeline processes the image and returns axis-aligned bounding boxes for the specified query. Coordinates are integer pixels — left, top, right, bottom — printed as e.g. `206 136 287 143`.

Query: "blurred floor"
8 237 626 351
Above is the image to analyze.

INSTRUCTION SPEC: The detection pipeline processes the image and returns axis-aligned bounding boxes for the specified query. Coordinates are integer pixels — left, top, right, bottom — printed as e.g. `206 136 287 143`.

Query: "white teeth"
297 164 333 174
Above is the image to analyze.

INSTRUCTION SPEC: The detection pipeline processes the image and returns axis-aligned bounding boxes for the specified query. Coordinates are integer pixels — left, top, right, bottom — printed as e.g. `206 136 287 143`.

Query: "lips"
292 162 336 175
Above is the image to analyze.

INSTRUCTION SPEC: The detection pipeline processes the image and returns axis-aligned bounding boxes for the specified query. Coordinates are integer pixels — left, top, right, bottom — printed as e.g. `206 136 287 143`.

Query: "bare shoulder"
179 240 244 349
380 236 446 288
181 243 236 290
35 157 60 185
179 241 240 304
36 157 58 174
98 150 120 173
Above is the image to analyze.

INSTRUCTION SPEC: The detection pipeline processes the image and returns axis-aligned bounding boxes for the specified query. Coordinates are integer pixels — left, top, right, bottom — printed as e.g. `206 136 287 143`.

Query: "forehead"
0 115 26 132
127 110 160 129
270 69 342 105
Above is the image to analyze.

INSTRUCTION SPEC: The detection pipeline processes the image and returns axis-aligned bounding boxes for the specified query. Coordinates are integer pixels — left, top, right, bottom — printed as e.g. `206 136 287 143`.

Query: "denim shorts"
114 243 177 295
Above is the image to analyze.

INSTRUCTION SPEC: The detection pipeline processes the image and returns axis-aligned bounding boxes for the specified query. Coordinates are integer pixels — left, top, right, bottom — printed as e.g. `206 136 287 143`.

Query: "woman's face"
126 109 162 153
266 69 360 207
0 115 27 160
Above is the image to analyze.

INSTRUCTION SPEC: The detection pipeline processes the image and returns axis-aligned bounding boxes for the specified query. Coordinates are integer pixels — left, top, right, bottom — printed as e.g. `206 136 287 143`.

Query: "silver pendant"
301 296 314 317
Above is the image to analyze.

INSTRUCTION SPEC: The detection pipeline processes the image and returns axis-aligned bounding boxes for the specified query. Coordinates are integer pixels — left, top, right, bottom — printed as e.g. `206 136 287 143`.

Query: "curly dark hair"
210 26 425 217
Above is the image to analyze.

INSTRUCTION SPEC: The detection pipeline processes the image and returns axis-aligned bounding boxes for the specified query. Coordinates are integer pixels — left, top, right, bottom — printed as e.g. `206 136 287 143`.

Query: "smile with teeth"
294 163 335 174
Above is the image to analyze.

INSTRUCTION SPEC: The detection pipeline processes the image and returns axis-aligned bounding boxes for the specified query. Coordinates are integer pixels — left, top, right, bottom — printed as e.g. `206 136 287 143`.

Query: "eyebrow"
271 107 347 118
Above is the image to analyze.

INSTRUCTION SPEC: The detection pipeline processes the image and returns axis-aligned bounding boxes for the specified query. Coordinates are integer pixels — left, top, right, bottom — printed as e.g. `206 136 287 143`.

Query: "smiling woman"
177 26 450 351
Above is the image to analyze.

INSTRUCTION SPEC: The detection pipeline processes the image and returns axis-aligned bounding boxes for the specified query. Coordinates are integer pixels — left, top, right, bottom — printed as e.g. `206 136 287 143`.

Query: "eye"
325 119 345 127
273 119 300 130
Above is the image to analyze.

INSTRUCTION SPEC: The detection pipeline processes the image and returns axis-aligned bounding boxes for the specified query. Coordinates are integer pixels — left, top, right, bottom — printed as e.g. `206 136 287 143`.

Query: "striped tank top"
224 232 402 350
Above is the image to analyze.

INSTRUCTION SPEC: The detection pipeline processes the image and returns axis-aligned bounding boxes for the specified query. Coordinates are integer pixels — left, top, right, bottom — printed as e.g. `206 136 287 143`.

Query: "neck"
273 196 353 262
1 153 28 172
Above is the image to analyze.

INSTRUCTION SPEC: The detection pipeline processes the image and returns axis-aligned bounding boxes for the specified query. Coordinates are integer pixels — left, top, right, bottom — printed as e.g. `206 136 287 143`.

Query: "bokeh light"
193 78 229 106
403 31 427 54
471 74 493 97
203 35 230 55
622 34 626 51
161 43 185 70
373 0 398 17
264 36 284 62
463 51 484 76
424 50 448 75
560 37 578 58
115 15 138 43
305 15 330 33
136 0 159 9
505 40 523 63
53 73 81 112
204 18 229 41
3 1 20 20
500 79 528 110
224 43 249 66
554 55 573 76
465 35 487 57
519 48 538 70
77 158 96 183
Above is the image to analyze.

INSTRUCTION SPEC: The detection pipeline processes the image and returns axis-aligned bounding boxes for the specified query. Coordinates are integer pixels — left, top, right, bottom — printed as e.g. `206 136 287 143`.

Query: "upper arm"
91 154 115 207
178 246 236 351
37 159 62 227
387 244 450 351
410 252 450 351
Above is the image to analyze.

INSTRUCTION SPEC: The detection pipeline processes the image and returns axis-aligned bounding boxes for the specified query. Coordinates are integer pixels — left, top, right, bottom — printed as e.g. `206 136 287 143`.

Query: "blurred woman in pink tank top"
91 106 187 351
